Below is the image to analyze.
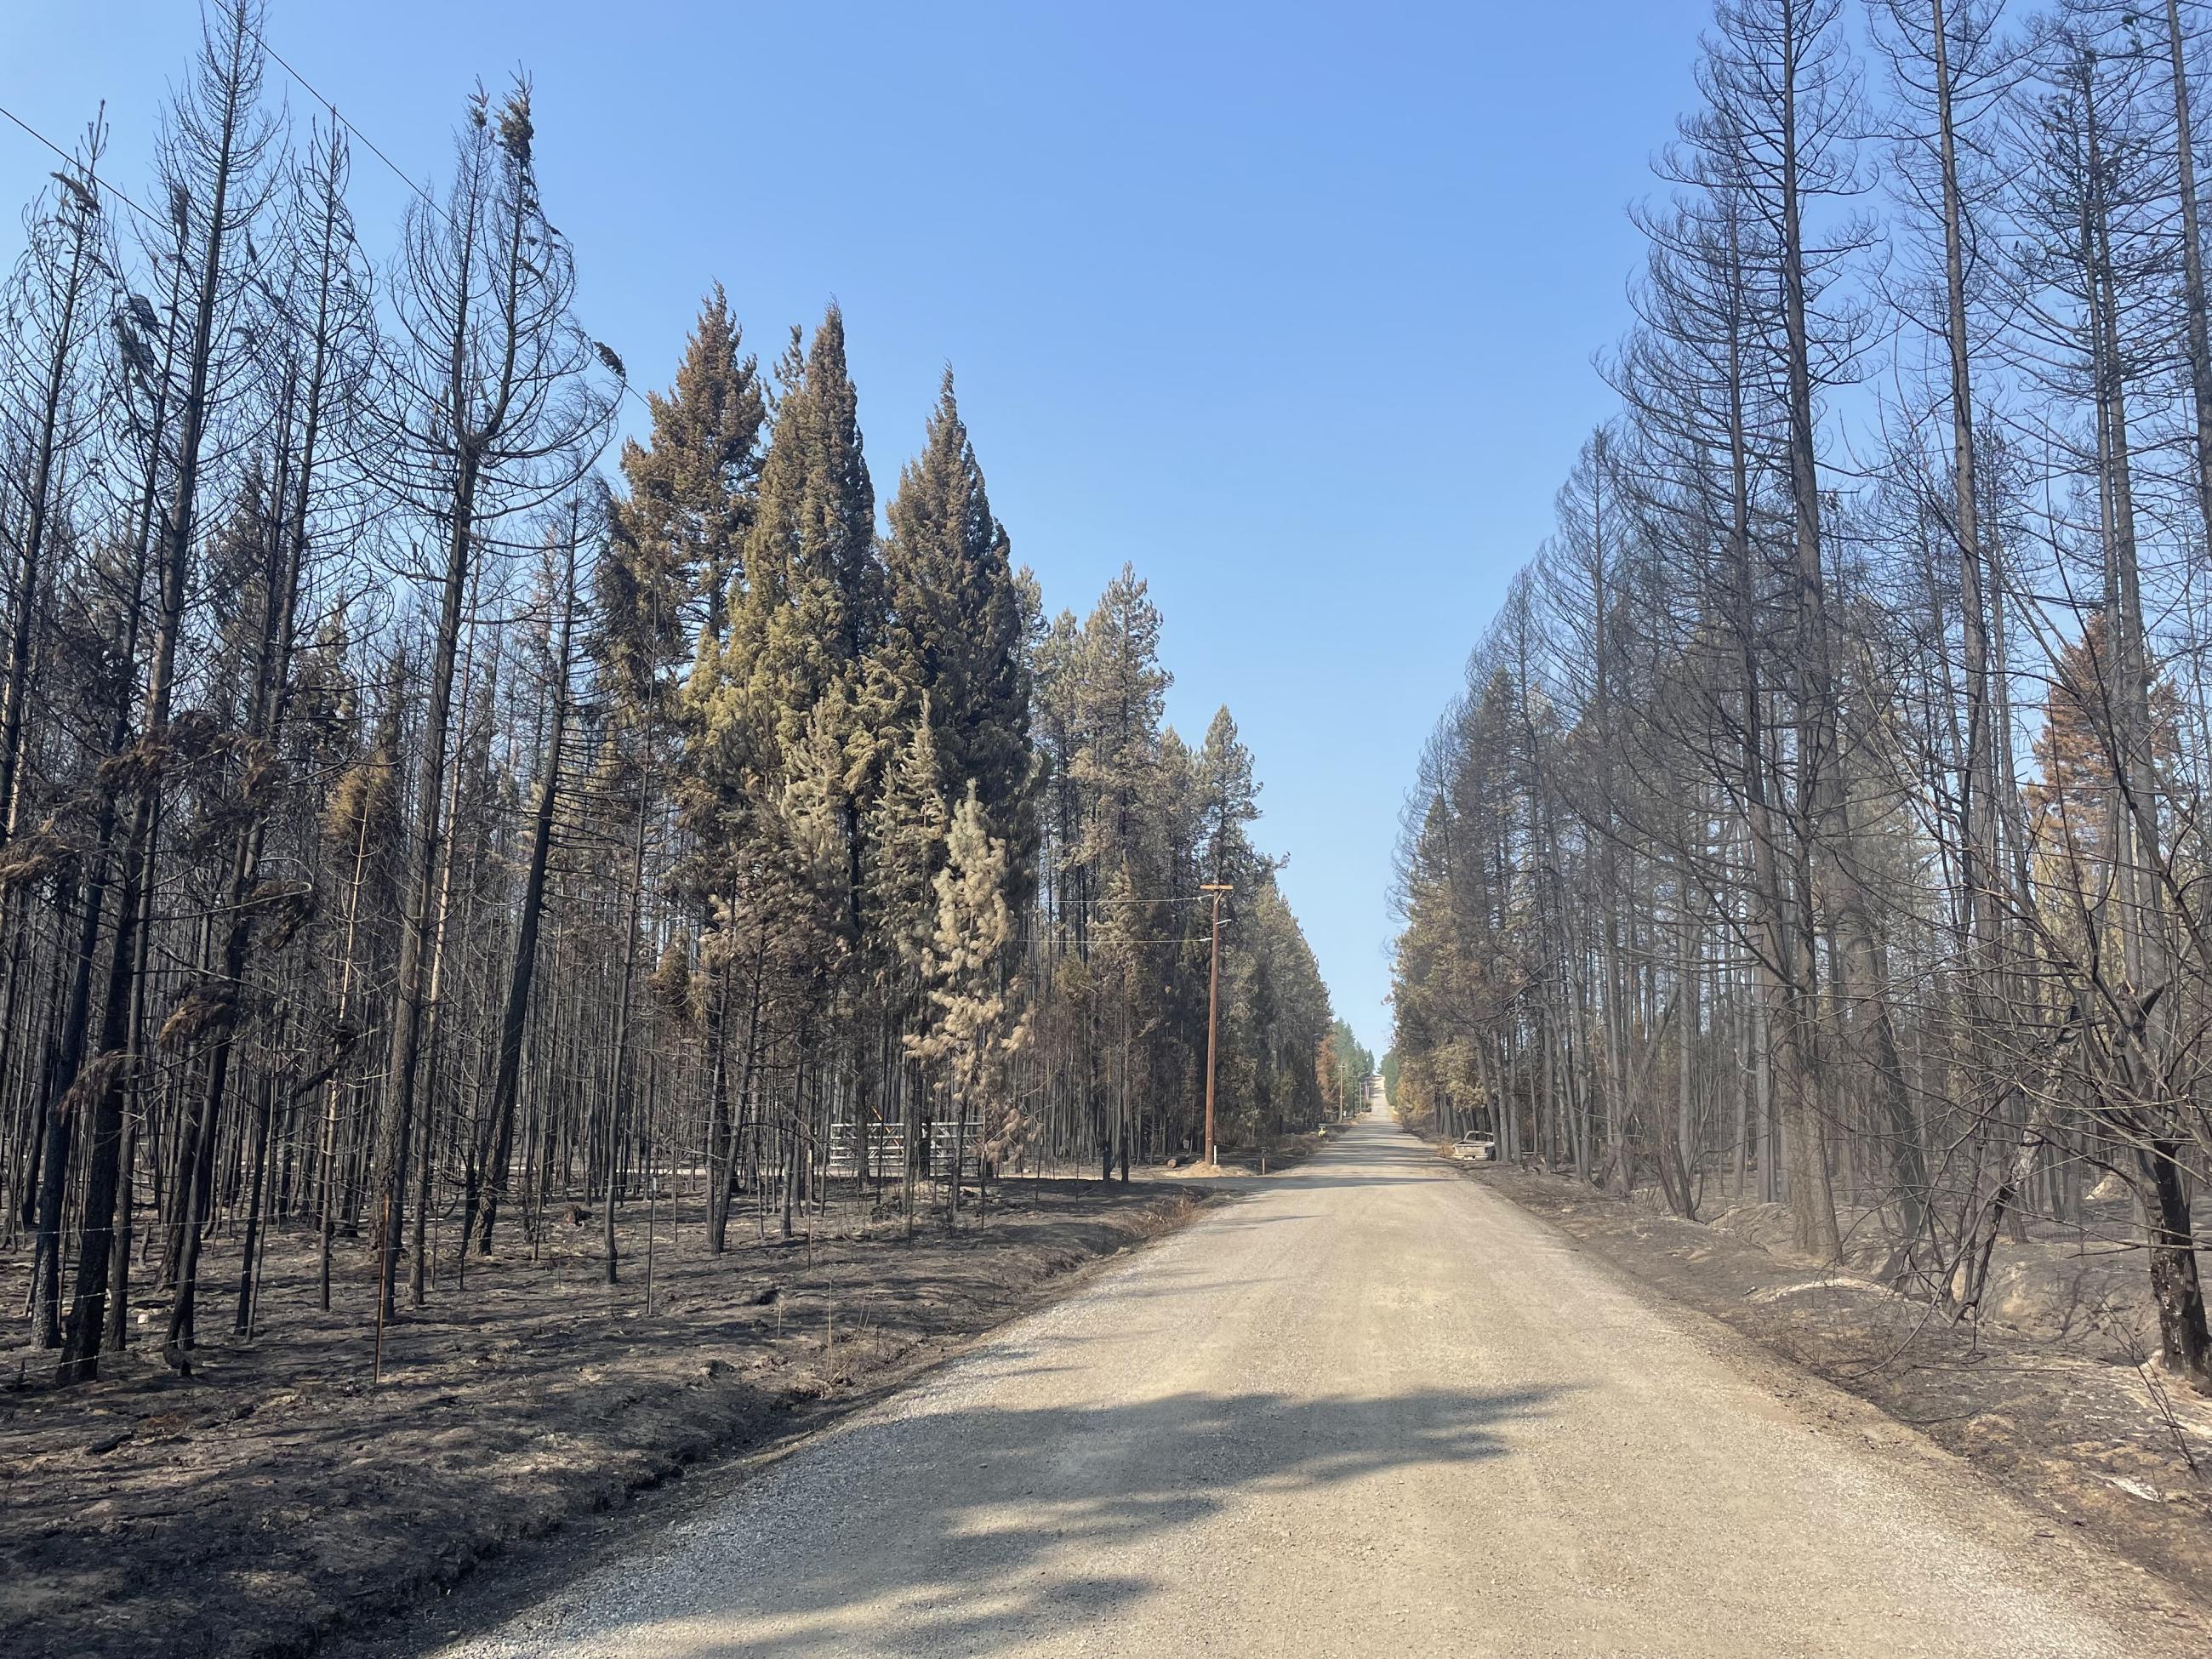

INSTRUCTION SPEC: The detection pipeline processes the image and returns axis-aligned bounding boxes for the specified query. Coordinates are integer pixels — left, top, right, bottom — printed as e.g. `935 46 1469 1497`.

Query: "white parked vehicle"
1451 1136 1496 1161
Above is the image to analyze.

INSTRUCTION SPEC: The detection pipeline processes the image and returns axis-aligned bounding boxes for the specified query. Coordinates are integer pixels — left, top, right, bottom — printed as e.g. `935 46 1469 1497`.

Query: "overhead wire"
234 14 656 425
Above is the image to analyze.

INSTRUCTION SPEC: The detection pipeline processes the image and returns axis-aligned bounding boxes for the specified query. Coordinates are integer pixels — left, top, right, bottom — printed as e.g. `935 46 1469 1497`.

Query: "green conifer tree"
909 783 1019 1220
867 704 950 981
613 285 766 662
1198 704 1263 889
725 305 878 767
872 369 1034 881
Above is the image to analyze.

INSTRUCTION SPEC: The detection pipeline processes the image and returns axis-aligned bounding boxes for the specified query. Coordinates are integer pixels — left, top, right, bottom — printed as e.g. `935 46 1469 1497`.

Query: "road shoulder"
3 1180 1217 1659
1451 1157 2212 1646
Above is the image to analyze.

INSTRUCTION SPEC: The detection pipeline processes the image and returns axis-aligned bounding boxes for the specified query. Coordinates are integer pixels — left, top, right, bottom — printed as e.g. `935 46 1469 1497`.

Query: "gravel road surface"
430 1105 2198 1657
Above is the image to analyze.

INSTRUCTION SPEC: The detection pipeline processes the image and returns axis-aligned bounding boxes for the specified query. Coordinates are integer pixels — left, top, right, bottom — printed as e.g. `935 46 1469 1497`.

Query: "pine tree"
367 77 616 1330
1072 566 1169 895
868 706 950 983
1197 705 1262 889
56 0 283 1381
725 306 878 767
873 369 1034 878
614 285 766 653
909 783 1019 1221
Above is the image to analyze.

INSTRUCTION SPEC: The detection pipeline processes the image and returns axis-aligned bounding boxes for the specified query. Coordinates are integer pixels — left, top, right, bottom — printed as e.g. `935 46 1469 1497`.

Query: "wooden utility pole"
1202 884 1232 1168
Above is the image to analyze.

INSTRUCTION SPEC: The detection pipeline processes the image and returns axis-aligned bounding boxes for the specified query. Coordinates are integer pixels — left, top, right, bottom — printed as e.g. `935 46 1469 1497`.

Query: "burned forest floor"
1 1172 1216 1659
1453 1155 2212 1611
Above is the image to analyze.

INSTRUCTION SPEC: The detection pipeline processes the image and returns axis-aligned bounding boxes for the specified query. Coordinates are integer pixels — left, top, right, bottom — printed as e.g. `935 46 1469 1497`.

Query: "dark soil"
1 1176 1211 1659
1459 1158 2212 1607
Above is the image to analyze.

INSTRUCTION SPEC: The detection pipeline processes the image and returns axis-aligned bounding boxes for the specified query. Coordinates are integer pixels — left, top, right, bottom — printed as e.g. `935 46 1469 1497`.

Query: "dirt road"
433 1106 2198 1657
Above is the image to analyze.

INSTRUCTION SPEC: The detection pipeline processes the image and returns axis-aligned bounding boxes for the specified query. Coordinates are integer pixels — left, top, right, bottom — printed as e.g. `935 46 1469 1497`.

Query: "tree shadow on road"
1271 1171 1443 1189
538 1382 1559 1657
1266 1137 1452 1191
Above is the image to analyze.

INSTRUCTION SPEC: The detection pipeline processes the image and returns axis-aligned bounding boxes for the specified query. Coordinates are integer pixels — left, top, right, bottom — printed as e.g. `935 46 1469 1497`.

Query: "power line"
0 96 397 434
237 15 653 423
1061 894 1209 908
0 101 161 231
240 23 435 219
1015 936 1218 947
6 41 649 436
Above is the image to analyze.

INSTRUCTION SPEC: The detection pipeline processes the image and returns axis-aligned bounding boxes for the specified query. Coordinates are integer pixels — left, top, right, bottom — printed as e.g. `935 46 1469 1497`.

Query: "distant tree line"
0 0 1345 1384
1394 0 2212 1387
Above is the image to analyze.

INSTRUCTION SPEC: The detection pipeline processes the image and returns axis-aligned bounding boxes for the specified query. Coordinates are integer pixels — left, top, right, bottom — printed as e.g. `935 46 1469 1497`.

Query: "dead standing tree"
59 0 282 1383
371 78 613 1329
159 116 373 1365
1 118 110 1343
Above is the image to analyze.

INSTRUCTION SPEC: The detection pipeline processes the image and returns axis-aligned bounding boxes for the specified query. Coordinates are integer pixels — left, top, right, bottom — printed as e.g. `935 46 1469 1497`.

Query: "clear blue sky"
2 0 1716 1055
